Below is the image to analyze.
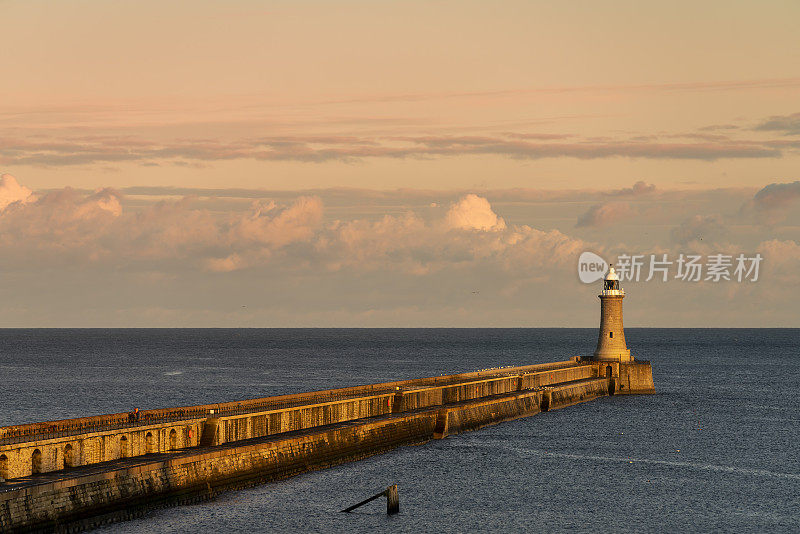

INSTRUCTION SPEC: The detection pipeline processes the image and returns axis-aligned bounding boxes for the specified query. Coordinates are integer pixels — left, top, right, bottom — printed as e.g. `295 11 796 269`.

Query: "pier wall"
0 377 609 533
592 361 656 394
0 420 206 482
618 362 656 394
396 364 595 411
0 359 577 442
0 362 592 481
214 394 396 446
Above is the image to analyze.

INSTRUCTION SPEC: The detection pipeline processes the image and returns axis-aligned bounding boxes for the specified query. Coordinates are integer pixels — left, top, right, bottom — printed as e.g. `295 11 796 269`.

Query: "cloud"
0 131 784 167
757 239 800 283
502 133 573 140
3 175 800 327
576 202 634 227
445 194 506 231
0 173 33 210
81 188 122 217
205 253 244 273
740 180 800 224
232 197 323 247
0 179 315 268
0 180 586 281
607 180 656 197
116 183 755 210
309 194 582 277
752 180 800 210
303 77 800 108
698 124 740 132
754 112 800 135
670 214 727 245
399 136 779 161
754 239 800 293
0 186 124 265
318 211 583 277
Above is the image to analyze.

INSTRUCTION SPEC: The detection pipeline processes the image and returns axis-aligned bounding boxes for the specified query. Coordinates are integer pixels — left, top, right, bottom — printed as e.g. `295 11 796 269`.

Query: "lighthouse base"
589 360 656 395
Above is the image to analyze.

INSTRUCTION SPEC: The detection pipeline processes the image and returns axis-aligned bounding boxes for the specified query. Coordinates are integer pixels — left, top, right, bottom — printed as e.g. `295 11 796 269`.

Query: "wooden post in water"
386 484 399 515
341 484 399 515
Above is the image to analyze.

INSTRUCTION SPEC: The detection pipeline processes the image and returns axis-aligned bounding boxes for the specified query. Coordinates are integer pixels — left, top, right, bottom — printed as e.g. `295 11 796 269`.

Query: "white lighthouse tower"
592 266 633 362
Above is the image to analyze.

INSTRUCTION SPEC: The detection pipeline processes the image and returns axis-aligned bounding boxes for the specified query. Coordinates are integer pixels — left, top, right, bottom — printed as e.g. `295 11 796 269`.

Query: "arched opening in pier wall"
31 449 42 474
606 365 612 378
0 454 8 480
63 444 74 469
169 429 177 450
120 436 129 458
145 432 155 454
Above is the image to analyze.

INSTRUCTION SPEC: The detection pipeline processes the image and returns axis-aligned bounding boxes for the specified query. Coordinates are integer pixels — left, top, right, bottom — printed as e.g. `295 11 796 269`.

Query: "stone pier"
0 359 654 532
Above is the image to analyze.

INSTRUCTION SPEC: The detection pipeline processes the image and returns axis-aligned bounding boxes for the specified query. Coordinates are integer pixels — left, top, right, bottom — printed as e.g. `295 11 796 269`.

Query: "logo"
577 251 762 284
578 252 609 284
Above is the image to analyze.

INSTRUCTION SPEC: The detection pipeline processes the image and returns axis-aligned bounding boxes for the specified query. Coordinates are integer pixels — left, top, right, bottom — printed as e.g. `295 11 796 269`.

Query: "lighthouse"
593 266 633 362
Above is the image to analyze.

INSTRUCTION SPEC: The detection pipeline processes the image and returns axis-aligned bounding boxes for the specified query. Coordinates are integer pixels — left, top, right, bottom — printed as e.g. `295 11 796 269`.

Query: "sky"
1 0 799 327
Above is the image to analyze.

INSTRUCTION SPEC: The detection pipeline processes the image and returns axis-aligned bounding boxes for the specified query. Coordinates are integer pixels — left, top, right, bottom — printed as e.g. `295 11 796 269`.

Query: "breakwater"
0 359 654 532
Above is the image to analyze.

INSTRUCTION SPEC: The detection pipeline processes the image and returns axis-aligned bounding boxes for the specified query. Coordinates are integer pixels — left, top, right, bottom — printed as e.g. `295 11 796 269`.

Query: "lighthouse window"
609 332 614 338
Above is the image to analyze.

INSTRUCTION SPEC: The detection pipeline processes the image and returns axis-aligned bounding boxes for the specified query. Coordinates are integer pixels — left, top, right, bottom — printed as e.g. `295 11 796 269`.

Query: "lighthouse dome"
605 266 619 281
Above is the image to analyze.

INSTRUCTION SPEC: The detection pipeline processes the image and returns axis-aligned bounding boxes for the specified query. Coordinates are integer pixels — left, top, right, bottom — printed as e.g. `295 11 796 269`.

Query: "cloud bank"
0 132 785 167
1 175 798 327
0 178 582 280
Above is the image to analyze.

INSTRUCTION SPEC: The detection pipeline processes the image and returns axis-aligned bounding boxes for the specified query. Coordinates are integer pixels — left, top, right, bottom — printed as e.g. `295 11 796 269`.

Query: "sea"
1 328 798 533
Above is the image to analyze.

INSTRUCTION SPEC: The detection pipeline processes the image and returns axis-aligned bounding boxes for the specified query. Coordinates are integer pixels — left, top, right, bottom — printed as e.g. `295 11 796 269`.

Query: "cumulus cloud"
0 177 326 270
0 180 586 281
741 180 800 225
319 210 583 277
576 202 634 227
4 175 800 327
0 187 124 265
757 239 800 283
752 239 800 296
205 253 244 273
309 194 584 277
233 197 323 247
80 188 122 217
670 214 728 245
319 212 433 274
445 194 506 231
752 180 800 210
0 174 33 210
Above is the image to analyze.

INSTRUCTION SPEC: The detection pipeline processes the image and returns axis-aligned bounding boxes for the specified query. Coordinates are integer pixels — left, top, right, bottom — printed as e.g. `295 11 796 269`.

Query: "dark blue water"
1 329 798 532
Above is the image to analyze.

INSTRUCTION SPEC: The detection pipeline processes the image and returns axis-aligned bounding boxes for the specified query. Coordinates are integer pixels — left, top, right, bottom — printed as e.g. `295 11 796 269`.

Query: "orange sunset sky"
1 0 799 326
